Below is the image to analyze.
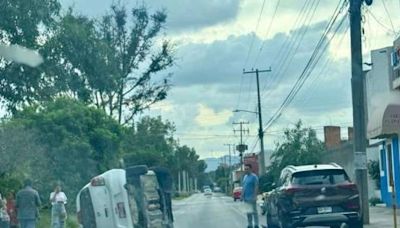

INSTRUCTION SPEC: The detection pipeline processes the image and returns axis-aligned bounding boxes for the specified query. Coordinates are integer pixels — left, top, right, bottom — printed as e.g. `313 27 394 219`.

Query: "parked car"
213 187 222 192
204 188 212 197
232 187 242 201
202 185 211 193
259 192 271 215
266 163 363 228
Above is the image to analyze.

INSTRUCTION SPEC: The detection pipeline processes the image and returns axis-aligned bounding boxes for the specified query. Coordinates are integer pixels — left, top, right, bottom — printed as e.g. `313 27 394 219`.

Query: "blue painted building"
366 45 400 207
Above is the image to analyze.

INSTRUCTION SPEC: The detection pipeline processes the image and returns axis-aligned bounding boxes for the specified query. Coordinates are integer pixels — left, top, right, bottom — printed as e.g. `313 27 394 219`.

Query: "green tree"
46 4 174 124
121 116 206 190
0 124 47 194
368 160 380 189
0 0 61 112
12 97 124 205
122 116 176 167
262 120 325 191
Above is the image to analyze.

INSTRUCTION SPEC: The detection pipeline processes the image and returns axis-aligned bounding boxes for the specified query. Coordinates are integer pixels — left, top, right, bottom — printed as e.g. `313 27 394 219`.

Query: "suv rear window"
292 169 349 185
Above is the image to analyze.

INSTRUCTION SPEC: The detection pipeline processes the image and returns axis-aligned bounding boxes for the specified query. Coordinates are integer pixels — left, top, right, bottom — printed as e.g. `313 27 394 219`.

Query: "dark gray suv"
266 163 363 228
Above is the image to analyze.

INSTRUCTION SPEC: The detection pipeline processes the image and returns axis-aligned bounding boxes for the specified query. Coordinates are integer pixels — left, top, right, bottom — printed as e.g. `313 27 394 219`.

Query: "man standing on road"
242 164 259 228
16 179 41 228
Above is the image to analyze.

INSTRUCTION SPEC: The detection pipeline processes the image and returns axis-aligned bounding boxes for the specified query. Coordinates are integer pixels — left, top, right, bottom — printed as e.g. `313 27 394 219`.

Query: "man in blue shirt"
242 164 259 228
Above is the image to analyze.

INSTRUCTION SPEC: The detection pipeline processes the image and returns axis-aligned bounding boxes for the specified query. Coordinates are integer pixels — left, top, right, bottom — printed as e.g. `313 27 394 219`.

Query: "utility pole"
233 121 249 171
349 0 371 224
224 143 235 194
243 68 271 176
178 171 181 193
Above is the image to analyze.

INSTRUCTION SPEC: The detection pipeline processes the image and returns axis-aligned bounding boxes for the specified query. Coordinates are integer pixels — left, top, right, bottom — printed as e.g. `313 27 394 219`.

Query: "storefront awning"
368 104 400 139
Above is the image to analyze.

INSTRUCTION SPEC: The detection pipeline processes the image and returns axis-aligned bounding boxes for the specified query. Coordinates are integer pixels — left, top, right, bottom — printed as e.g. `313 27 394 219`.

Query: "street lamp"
233 109 266 176
233 109 258 114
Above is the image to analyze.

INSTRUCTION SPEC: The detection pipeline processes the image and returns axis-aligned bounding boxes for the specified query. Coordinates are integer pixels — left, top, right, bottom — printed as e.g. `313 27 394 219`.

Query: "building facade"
365 44 400 207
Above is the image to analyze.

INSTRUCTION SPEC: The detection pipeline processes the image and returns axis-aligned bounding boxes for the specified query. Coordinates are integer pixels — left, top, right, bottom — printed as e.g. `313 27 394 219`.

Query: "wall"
322 142 381 199
324 126 341 149
365 46 398 138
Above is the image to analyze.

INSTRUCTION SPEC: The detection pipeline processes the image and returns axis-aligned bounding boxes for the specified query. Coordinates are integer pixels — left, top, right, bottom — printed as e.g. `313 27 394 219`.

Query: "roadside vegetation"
0 0 207 213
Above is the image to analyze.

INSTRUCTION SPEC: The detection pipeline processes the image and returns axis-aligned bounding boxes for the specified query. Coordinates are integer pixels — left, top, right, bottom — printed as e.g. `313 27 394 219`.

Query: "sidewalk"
366 205 400 227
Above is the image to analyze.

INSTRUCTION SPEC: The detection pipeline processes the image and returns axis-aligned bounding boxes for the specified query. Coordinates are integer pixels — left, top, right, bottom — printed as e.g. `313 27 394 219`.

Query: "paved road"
172 193 390 228
173 193 255 228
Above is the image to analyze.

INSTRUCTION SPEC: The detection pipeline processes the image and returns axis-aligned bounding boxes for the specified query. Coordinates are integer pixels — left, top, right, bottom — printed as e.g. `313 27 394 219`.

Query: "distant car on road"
204 188 212 197
266 163 363 228
232 187 242 201
202 185 211 193
213 187 222 192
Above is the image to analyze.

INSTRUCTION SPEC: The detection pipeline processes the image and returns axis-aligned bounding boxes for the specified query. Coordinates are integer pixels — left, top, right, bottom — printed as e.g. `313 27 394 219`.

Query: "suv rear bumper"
290 211 361 226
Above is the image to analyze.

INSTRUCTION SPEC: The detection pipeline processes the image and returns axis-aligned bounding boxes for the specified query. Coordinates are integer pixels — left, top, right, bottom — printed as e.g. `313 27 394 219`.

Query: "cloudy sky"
60 0 400 159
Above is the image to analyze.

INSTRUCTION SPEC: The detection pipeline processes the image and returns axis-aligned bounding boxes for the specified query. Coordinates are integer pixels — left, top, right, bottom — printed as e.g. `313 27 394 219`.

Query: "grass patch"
37 209 79 228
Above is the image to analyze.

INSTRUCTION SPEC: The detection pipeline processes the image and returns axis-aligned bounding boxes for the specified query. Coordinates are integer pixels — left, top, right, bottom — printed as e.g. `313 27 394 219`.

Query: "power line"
243 0 315 131
381 0 396 35
259 0 320 101
266 12 348 130
365 8 397 35
262 2 349 132
243 0 267 69
294 20 350 109
238 0 268 113
243 0 317 118
253 0 282 67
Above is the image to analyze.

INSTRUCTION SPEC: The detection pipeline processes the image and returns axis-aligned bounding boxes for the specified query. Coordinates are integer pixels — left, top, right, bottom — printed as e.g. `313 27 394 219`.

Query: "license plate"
317 206 332 214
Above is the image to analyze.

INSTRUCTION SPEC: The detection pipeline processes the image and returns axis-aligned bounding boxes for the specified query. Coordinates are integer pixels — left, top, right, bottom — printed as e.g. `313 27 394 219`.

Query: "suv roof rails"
329 162 340 168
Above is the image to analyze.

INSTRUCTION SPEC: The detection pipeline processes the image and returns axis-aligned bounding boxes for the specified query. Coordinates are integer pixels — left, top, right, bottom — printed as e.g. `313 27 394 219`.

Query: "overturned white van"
76 166 174 228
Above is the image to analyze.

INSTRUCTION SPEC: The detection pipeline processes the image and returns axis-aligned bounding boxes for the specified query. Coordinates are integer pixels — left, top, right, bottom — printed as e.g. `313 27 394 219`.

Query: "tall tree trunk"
117 85 123 124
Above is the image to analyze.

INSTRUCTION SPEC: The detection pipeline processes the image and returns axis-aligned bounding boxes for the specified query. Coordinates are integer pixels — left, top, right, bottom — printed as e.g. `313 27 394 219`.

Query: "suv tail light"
346 200 360 209
337 183 358 192
91 176 106 186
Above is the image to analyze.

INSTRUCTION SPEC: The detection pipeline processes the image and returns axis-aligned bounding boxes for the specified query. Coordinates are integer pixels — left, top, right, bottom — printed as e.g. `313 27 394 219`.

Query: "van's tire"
126 165 148 177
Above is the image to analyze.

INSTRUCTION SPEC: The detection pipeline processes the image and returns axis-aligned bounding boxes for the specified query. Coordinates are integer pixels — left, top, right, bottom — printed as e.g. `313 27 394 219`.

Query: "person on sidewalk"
0 193 10 228
16 179 41 228
6 192 18 228
242 163 259 228
49 184 67 228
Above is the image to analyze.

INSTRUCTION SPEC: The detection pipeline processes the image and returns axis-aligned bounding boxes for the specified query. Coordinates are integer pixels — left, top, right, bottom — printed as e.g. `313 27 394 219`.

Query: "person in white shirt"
49 185 67 228
0 193 10 228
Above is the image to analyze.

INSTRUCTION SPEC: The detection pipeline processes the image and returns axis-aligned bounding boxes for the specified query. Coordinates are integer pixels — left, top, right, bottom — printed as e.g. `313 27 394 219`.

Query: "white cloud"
195 104 233 127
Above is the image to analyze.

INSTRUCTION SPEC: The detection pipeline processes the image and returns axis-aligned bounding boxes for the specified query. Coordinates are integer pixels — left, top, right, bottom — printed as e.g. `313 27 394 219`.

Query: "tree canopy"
260 120 325 192
0 2 174 124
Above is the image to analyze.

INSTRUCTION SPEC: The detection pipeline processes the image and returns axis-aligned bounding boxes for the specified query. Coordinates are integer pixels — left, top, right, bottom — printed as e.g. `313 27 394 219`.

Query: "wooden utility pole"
243 68 271 176
349 0 372 224
233 121 249 171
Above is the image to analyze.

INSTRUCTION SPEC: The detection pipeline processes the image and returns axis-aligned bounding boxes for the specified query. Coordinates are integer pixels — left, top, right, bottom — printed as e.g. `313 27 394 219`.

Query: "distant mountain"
204 155 241 172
